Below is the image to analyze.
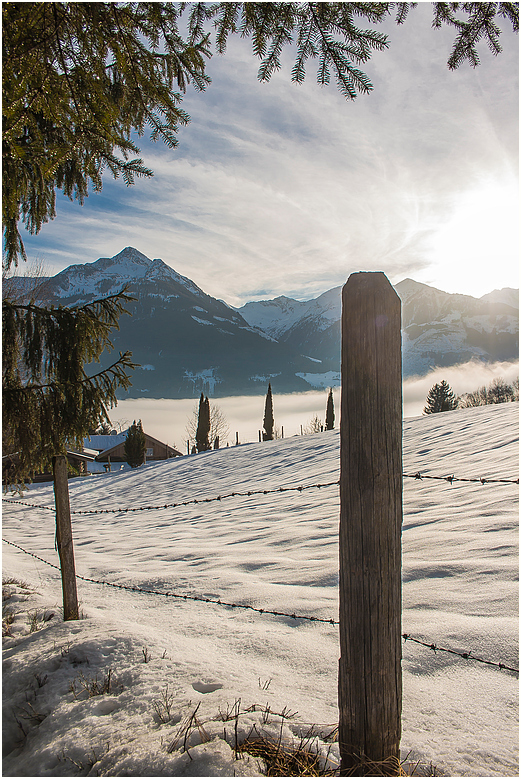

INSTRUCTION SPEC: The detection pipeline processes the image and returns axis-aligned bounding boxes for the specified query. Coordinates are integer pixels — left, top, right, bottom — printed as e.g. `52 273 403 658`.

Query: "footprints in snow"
192 680 223 694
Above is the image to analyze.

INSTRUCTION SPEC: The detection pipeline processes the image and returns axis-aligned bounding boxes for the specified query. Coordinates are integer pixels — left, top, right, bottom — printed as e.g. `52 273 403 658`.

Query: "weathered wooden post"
53 455 79 621
338 272 402 776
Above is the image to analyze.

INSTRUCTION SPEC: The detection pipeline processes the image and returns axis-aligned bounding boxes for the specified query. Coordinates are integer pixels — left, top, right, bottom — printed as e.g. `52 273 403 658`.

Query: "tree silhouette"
124 420 146 468
195 393 211 452
423 380 458 414
262 383 274 441
325 387 335 430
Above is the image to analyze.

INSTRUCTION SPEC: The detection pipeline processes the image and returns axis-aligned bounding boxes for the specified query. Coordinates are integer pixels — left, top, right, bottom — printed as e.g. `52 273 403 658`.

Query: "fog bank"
109 360 518 450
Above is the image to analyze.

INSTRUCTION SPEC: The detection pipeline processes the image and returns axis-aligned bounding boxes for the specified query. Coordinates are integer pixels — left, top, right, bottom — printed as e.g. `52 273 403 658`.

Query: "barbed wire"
1 480 339 514
3 537 518 674
402 634 518 674
1 537 338 625
2 469 518 515
402 472 519 485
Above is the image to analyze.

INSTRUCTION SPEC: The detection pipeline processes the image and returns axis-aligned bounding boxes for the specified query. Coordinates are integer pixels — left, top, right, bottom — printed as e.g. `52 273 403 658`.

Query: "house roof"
66 449 96 462
83 433 127 452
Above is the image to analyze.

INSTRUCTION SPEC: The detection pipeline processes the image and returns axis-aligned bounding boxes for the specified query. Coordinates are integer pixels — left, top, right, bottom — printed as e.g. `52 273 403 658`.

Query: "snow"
238 292 341 341
295 371 341 389
52 249 207 302
480 289 519 310
83 434 127 453
183 369 221 395
2 403 518 777
191 316 214 326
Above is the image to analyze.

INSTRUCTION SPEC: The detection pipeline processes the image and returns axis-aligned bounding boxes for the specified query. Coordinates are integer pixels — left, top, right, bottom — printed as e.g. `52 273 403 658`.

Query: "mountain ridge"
5 248 518 397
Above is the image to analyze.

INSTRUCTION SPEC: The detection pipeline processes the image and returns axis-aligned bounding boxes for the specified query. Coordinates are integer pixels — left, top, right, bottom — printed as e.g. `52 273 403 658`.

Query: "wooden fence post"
53 455 79 621
338 272 402 776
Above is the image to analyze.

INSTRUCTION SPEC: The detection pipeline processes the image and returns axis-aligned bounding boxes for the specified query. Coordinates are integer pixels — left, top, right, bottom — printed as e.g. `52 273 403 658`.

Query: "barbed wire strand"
3 537 518 674
401 634 518 674
2 470 518 515
2 481 339 514
2 537 338 625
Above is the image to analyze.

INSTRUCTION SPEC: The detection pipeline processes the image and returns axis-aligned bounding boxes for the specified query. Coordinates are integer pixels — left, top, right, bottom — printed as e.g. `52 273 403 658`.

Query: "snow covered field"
2 403 518 777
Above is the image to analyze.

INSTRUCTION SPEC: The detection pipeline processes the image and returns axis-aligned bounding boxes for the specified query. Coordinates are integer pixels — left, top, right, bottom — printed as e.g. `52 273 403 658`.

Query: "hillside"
2 403 518 776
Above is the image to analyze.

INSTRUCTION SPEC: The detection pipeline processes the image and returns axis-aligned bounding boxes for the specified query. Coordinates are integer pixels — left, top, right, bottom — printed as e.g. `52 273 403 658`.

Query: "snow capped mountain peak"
111 246 152 267
394 278 445 305
49 247 207 302
480 287 519 310
148 258 205 297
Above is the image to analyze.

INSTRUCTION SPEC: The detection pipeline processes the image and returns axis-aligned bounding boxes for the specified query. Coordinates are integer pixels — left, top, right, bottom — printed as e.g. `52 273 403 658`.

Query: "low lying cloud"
109 359 518 451
109 388 342 450
403 359 519 418
110 361 519 454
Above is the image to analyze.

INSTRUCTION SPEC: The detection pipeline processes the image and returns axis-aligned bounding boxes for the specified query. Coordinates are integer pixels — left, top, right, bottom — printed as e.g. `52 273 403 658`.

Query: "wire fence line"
2 469 518 516
2 537 518 675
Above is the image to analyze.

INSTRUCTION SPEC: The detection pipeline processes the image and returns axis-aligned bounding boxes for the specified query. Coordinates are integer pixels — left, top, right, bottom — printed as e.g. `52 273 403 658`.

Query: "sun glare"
417 181 519 298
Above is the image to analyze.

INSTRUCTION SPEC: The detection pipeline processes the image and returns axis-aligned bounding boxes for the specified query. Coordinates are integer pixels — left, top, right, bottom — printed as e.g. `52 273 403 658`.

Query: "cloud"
109 389 342 449
22 5 519 304
403 359 519 417
110 360 519 449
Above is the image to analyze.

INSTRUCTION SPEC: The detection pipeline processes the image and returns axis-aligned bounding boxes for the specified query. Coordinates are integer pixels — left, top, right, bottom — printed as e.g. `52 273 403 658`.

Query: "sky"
3 402 518 776
19 4 519 306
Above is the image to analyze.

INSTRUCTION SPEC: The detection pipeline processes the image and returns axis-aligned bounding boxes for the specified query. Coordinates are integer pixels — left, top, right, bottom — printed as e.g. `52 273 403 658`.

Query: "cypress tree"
423 380 458 414
262 383 274 441
124 420 146 467
196 393 211 452
325 387 335 430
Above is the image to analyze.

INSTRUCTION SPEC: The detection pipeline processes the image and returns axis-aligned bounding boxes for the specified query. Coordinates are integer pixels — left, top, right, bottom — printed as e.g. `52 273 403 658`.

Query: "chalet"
3 429 182 484
84 429 182 470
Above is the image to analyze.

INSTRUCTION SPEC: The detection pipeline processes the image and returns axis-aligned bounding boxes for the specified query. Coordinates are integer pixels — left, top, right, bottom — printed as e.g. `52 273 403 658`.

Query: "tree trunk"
53 455 79 621
338 272 402 775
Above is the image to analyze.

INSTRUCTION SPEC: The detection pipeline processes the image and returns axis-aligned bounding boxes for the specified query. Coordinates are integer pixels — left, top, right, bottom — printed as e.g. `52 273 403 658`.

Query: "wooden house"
84 429 182 468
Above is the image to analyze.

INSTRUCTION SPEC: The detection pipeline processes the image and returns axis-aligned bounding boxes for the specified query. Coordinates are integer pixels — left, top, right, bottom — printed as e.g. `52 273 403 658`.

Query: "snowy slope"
237 287 341 341
2 403 518 776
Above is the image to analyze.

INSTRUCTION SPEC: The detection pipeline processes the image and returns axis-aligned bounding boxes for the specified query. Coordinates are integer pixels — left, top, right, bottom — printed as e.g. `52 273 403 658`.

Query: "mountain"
480 287 519 309
6 249 518 397
396 279 519 376
238 278 519 381
22 247 316 397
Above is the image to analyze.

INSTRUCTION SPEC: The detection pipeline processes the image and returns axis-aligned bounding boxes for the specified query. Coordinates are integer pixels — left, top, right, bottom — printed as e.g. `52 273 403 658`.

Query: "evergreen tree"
2 290 135 621
325 387 335 430
124 420 146 468
3 291 135 483
195 393 211 452
185 398 229 446
263 383 274 441
423 380 459 414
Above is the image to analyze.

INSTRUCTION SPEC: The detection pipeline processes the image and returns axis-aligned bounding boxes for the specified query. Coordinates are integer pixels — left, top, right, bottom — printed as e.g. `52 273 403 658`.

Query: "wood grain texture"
338 272 402 775
53 455 79 621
